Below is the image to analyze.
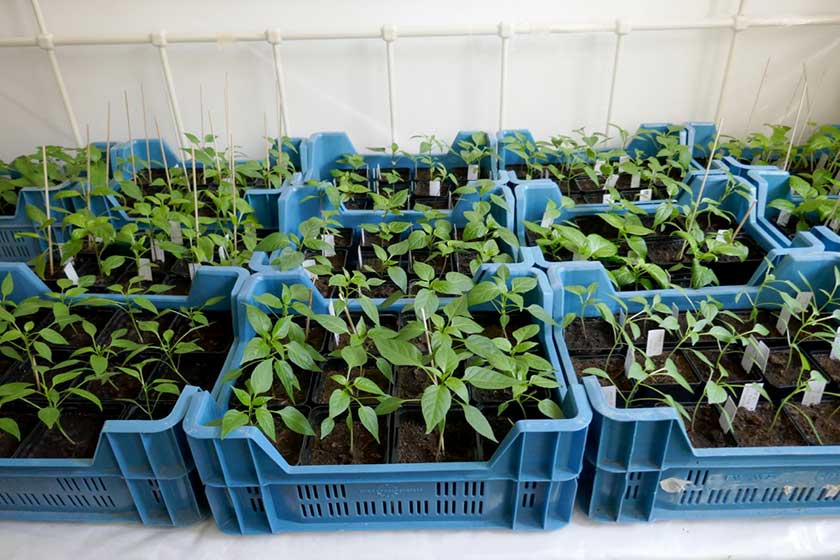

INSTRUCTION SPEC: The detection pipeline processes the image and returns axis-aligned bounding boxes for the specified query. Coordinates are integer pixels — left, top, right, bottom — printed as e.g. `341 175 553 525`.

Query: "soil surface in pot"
305 413 386 465
731 404 804 447
18 409 122 458
313 367 390 405
270 415 304 464
761 349 807 388
563 318 616 353
683 404 737 448
0 413 37 458
394 412 476 463
786 402 840 446
809 352 840 385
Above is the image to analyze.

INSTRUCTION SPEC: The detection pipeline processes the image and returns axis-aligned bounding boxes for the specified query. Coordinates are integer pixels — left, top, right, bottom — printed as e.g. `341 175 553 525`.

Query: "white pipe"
604 20 629 136
382 25 397 146
0 14 838 49
498 23 512 131
267 30 290 136
713 0 747 125
152 31 185 152
30 0 83 148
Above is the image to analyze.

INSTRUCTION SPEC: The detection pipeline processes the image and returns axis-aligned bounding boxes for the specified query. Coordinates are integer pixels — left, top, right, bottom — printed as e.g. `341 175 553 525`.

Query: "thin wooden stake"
124 90 137 180
42 145 54 276
85 126 91 211
420 309 432 352
745 57 770 134
200 84 206 185
305 288 313 337
140 83 152 183
732 199 756 239
263 112 270 185
679 119 723 260
104 102 111 188
192 146 200 243
783 69 808 171
154 116 172 191
207 111 223 182
223 74 238 253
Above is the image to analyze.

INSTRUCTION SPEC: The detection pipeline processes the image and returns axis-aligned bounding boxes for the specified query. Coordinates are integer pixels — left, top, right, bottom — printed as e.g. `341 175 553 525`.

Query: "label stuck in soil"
375 164 382 180
671 303 680 320
601 385 617 407
302 258 317 281
138 258 153 281
360 229 366 246
63 259 80 285
638 186 651 201
169 220 183 245
150 240 165 262
322 233 336 257
738 382 763 411
594 159 605 175
218 245 227 262
328 300 336 316
602 193 613 204
188 262 201 279
467 164 479 181
540 210 552 228
719 396 738 433
755 340 770 372
776 209 791 227
429 179 441 196
802 378 827 407
645 329 665 357
817 153 829 170
776 291 812 335
740 341 756 372
830 326 840 360
357 244 363 268
605 174 619 188
624 348 635 377
715 229 727 243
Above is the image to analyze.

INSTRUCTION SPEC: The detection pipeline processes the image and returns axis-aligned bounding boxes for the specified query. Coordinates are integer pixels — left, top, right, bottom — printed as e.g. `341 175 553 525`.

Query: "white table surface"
2 510 839 560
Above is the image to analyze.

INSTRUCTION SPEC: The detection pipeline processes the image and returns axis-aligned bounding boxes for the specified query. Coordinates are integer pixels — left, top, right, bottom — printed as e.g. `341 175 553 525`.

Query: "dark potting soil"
305 413 386 465
686 350 763 383
270 371 312 406
313 367 391 405
785 402 840 445
394 367 429 400
270 415 304 464
563 318 617 353
571 356 632 393
184 311 234 353
292 317 327 353
684 404 737 448
723 309 782 339
809 352 840 385
642 352 697 385
103 311 178 345
18 410 119 458
0 413 36 458
761 349 808 388
394 412 477 463
85 373 144 402
159 352 228 391
731 404 805 447
46 306 117 348
412 196 450 210
412 182 450 198
473 311 534 340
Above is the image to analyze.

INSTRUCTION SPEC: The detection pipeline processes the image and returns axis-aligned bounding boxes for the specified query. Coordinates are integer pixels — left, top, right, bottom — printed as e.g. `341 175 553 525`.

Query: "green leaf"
413 288 439 320
246 305 273 335
387 266 408 293
220 409 249 438
67 388 102 410
255 406 276 441
250 360 273 394
279 406 315 436
358 405 379 443
463 404 496 442
373 337 423 367
313 314 349 335
328 389 350 418
38 406 60 429
538 398 564 419
340 345 367 370
421 384 451 433
705 380 728 405
463 366 516 390
0 274 13 298
354 376 386 395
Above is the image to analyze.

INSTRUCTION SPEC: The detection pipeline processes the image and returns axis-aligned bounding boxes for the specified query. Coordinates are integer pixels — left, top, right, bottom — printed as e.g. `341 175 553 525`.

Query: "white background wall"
0 0 839 160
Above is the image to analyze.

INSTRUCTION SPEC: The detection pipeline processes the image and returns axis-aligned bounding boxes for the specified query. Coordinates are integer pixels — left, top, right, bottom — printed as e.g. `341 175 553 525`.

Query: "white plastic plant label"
322 233 336 257
375 164 382 180
540 210 552 229
169 220 183 245
137 258 153 281
601 385 617 408
754 340 770 373
602 193 613 205
741 341 757 372
623 348 635 377
715 229 727 243
671 303 680 319
63 259 79 286
605 174 619 188
738 382 763 411
619 155 630 164
594 159 605 176
631 173 643 191
645 328 665 357
302 258 317 282
188 262 201 280
467 164 479 181
776 210 791 227
328 299 336 316
802 378 827 407
638 187 651 201
719 396 738 433
817 153 829 170
829 326 840 360
830 219 840 232
150 240 165 262
429 179 441 197
776 291 813 335
357 244 364 268
218 245 227 262
619 310 626 327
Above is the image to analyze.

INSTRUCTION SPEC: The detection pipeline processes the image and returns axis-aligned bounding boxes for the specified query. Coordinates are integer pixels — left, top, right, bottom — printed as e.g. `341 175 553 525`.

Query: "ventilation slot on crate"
0 492 15 506
0 230 31 259
147 480 163 504
519 481 541 509
623 472 642 501
246 487 264 513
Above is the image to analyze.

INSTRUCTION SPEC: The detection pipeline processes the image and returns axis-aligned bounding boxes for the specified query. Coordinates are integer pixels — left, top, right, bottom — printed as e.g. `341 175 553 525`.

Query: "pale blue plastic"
548 254 840 522
0 262 248 526
184 265 592 534
302 131 497 183
0 184 74 261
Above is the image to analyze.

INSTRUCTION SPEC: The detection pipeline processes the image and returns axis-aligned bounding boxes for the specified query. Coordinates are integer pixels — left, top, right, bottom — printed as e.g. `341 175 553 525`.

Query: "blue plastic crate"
514 171 824 279
82 138 304 231
0 184 75 262
183 265 592 534
302 130 497 184
0 262 248 526
548 254 840 522
497 124 703 191
248 181 519 274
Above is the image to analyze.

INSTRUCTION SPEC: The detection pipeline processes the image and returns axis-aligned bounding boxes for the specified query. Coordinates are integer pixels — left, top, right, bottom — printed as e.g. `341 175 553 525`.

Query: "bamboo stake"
200 84 206 185
104 101 111 188
783 69 808 171
263 111 270 185
85 125 91 211
207 111 223 181
124 90 136 180
745 57 770 135
191 146 199 242
140 83 152 183
154 116 172 191
678 119 723 260
223 74 238 253
42 145 54 276
732 199 756 238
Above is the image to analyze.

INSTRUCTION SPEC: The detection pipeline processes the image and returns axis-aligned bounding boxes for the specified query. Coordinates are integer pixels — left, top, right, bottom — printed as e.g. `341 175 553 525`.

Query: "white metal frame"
12 0 840 147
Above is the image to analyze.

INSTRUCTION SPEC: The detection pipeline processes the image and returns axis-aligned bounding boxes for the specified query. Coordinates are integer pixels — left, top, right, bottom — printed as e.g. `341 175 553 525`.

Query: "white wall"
1 0 839 160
